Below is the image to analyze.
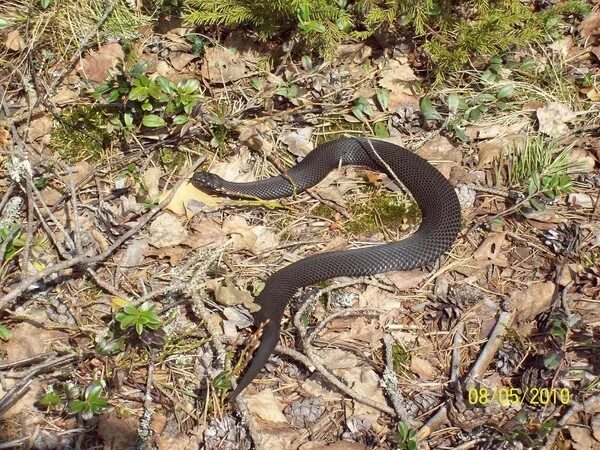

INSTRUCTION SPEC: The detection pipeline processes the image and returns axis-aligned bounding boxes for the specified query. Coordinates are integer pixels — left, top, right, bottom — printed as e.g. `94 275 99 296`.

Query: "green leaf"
173 115 189 125
0 18 10 29
529 198 544 211
336 16 352 32
476 93 496 103
301 55 313 71
178 78 200 93
287 84 299 98
94 83 112 95
297 3 310 22
0 325 9 341
480 69 496 84
543 351 561 370
68 400 85 413
521 58 536 71
497 84 515 99
299 21 326 34
107 89 120 103
420 96 441 121
123 113 133 128
123 305 138 315
142 115 166 128
251 77 261 91
85 382 103 400
40 390 61 406
447 93 460 113
450 124 469 142
141 101 153 112
135 322 143 335
373 122 389 138
128 86 148 101
155 76 173 94
468 105 485 121
40 0 51 9
351 105 366 123
376 88 389 111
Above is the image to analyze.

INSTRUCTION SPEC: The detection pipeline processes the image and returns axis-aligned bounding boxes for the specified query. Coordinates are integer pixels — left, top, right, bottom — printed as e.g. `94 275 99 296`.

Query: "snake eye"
192 172 221 191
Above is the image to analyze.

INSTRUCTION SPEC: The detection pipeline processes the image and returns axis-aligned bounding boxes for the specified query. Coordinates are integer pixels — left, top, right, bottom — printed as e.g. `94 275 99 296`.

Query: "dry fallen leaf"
473 232 508 264
27 115 53 143
250 225 279 254
200 46 250 84
0 126 11 148
206 278 254 307
51 88 80 105
512 281 555 323
143 246 186 265
97 412 138 450
281 127 314 157
238 120 274 155
569 425 598 450
222 306 253 340
568 193 594 209
591 414 600 442
378 57 421 111
341 366 386 418
2 319 68 362
568 148 596 172
185 219 228 249
0 380 41 419
410 356 439 381
579 9 600 43
3 29 26 51
148 212 188 248
477 134 526 169
536 102 576 137
222 216 257 252
246 390 288 423
416 135 461 179
143 167 162 199
76 42 124 83
163 181 223 217
386 268 428 291
169 52 198 71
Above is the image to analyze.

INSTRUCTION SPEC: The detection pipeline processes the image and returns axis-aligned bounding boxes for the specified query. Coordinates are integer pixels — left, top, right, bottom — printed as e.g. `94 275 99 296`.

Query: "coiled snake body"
192 138 461 399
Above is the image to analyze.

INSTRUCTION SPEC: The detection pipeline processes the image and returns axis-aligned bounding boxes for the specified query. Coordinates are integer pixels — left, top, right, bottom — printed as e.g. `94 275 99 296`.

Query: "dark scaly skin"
192 137 462 399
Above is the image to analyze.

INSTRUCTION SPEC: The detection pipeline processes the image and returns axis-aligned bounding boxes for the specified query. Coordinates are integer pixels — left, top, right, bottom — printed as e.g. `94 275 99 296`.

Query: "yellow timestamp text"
467 387 571 406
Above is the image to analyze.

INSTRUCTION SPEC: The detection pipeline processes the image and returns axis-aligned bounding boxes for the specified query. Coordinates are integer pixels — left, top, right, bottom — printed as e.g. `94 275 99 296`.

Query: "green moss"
50 106 110 162
155 147 190 172
312 203 336 220
392 343 410 374
345 193 421 235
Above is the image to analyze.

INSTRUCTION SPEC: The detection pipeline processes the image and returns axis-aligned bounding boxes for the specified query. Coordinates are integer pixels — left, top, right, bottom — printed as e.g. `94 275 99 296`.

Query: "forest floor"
1 2 600 449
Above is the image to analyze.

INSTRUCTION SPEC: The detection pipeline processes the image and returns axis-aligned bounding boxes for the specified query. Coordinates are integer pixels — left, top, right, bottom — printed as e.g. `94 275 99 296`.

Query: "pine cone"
542 223 581 255
578 265 600 297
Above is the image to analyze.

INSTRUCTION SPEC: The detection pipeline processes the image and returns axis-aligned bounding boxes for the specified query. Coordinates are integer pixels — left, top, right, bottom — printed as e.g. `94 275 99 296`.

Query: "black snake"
192 137 462 399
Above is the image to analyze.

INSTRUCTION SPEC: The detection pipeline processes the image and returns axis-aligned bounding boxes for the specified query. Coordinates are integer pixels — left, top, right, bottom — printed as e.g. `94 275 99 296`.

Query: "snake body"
192 137 461 399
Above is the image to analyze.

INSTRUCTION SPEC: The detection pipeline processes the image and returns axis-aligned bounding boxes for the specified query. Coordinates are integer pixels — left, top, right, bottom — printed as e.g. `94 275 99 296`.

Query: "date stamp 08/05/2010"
467 387 571 407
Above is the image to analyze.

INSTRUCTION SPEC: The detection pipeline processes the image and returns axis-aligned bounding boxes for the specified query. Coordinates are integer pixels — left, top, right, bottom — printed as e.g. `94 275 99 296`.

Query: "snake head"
192 171 224 192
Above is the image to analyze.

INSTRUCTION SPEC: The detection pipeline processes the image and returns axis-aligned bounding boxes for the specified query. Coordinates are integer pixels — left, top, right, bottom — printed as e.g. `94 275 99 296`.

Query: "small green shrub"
39 381 107 419
67 382 108 420
93 60 203 133
396 421 418 450
115 301 163 335
183 0 590 79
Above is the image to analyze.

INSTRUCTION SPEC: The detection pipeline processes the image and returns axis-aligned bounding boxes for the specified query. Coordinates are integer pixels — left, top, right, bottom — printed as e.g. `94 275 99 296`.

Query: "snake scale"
192 137 462 399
